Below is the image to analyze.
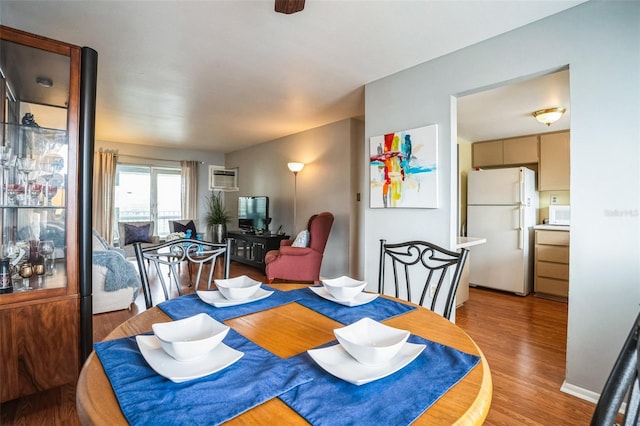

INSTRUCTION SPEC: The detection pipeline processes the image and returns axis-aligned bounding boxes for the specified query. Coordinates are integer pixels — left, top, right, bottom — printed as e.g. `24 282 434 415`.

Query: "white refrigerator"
467 167 538 295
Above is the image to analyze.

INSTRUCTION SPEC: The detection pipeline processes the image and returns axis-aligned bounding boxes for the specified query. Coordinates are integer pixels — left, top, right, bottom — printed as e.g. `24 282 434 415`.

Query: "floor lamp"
287 162 304 233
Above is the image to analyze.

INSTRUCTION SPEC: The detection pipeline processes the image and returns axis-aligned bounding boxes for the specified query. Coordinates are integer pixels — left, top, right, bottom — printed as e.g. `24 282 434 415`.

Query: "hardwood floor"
456 287 595 424
1 263 596 425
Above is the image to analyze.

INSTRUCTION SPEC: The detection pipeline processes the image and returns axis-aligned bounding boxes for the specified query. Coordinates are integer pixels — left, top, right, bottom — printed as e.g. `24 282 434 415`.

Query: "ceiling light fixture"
532 107 566 126
275 0 305 14
36 76 53 88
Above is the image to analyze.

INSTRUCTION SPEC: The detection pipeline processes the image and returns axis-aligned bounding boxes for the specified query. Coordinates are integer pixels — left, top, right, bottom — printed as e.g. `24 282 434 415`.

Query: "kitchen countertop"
533 225 570 231
456 237 487 249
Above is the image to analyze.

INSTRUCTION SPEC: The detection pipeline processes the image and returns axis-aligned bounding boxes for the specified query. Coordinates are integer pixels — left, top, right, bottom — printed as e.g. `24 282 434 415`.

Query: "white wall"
364 1 639 396
94 140 225 229
225 118 363 279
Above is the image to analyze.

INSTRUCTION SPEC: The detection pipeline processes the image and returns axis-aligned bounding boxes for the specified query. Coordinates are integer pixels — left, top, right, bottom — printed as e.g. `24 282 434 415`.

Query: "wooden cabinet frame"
0 25 95 402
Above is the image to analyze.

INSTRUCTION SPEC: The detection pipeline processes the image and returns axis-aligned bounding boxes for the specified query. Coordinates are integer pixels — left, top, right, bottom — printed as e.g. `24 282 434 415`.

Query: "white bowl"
334 317 410 366
215 275 262 300
152 313 229 362
322 276 367 301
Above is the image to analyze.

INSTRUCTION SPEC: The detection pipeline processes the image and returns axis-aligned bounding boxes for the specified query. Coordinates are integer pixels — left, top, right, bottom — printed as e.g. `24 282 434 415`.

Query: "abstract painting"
369 124 438 208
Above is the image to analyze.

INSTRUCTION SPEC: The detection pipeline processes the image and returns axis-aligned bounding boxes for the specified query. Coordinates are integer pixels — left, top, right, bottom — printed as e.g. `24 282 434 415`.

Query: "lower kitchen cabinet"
534 228 570 300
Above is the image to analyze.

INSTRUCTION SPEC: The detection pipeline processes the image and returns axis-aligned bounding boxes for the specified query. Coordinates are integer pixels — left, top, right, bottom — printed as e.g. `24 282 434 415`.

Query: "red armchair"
264 212 334 283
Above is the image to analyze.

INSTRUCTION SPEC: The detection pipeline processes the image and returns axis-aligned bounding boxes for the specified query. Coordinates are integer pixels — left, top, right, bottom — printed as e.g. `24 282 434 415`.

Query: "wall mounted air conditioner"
209 166 239 191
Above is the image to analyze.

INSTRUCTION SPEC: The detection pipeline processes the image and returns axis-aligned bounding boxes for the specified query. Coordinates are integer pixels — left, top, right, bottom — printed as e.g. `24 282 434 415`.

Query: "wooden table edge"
76 284 492 425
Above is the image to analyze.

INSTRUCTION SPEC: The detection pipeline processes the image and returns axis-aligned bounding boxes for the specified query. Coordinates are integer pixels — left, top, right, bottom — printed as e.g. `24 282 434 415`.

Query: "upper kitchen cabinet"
471 140 502 167
503 136 538 165
0 26 96 402
472 135 538 168
539 131 570 191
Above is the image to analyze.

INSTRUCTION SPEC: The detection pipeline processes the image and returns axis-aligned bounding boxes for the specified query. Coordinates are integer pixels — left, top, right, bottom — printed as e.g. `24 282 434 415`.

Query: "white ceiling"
457 68 571 142
2 0 580 152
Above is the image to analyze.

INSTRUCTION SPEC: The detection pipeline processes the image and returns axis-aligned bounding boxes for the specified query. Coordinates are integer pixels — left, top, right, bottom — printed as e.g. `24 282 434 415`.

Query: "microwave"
549 205 571 225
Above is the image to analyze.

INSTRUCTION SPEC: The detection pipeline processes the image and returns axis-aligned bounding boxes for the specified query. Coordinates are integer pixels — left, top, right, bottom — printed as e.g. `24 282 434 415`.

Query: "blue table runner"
291 286 416 324
97 285 480 425
157 285 301 321
94 329 313 425
279 335 481 426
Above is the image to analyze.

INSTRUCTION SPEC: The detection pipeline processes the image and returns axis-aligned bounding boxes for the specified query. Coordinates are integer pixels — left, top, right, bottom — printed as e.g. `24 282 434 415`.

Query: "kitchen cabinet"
539 131 570 191
472 140 502 167
472 135 538 168
0 26 96 402
503 136 538 165
534 228 569 300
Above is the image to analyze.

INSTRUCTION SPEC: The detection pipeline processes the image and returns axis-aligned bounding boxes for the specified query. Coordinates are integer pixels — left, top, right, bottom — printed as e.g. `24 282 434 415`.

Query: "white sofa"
92 230 141 314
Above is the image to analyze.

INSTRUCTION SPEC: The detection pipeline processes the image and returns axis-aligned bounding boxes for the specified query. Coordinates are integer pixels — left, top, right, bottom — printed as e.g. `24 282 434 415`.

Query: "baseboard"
560 380 600 404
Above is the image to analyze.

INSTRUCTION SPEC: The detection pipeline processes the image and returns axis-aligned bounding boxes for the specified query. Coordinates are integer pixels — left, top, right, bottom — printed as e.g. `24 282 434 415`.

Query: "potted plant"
205 192 230 243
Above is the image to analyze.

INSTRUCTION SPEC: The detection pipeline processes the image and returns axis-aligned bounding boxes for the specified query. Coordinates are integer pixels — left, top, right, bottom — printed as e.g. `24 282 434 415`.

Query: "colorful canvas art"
370 124 438 208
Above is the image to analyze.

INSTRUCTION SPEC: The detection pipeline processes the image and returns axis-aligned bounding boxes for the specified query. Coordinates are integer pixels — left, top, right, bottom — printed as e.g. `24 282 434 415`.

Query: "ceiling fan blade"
275 0 305 14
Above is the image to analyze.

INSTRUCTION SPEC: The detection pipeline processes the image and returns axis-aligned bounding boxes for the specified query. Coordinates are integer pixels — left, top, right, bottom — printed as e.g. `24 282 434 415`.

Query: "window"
114 164 182 240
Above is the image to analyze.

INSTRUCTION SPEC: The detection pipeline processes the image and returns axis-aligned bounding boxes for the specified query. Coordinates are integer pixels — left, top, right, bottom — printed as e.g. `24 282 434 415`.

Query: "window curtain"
181 160 199 220
93 149 118 244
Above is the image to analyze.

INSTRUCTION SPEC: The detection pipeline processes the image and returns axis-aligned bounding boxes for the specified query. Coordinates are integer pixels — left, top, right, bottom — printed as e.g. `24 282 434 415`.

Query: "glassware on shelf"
5 183 22 206
39 156 57 206
31 183 43 206
38 128 67 155
38 240 55 276
3 241 19 262
0 145 12 205
47 153 65 173
45 185 58 206
17 157 37 205
34 263 45 287
18 262 33 291
3 241 26 271
24 127 39 157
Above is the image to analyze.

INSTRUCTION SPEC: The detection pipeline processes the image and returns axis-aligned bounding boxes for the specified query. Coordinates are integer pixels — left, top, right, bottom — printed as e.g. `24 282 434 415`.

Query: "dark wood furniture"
76 283 492 424
0 26 96 403
227 231 289 271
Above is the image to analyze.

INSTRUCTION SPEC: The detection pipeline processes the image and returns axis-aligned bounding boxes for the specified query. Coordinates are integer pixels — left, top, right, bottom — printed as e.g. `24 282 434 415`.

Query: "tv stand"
227 231 290 271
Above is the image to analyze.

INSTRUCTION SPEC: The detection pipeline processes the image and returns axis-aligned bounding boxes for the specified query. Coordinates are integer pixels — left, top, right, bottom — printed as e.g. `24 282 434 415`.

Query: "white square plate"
309 286 379 307
196 288 274 307
307 341 425 385
136 335 243 383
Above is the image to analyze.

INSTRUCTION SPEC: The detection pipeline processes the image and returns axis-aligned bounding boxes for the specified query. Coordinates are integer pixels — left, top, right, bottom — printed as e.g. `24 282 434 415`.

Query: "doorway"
456 68 571 238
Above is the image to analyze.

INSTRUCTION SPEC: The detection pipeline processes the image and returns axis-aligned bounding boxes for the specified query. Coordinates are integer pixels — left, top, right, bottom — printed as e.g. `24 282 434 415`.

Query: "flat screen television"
238 196 269 231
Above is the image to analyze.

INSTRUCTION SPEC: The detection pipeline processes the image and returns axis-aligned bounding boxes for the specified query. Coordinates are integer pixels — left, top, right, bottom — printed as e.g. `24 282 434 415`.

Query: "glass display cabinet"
0 26 96 403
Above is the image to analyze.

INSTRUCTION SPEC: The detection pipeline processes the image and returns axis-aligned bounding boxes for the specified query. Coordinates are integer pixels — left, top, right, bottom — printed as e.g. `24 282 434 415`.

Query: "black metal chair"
378 239 468 321
133 238 230 309
590 311 640 426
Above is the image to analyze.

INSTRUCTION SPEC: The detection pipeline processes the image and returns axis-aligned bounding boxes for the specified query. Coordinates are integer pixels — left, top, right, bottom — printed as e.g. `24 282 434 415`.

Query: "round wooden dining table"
76 283 492 424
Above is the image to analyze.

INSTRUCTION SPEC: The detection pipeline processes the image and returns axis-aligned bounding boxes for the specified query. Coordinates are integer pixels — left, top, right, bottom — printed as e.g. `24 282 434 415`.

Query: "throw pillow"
123 223 152 245
173 220 197 237
291 230 310 247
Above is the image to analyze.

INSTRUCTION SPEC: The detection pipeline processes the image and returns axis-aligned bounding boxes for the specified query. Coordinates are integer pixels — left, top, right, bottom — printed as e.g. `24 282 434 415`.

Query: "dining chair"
133 238 231 309
378 239 468 321
590 311 639 426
